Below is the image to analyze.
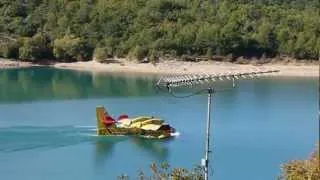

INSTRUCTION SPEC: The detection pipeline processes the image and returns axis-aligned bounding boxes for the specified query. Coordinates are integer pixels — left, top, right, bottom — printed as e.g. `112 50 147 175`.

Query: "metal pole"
204 88 213 180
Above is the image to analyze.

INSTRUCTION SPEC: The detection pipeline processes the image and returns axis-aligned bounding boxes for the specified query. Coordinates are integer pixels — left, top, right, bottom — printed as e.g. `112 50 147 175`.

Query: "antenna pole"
205 88 213 180
155 69 279 180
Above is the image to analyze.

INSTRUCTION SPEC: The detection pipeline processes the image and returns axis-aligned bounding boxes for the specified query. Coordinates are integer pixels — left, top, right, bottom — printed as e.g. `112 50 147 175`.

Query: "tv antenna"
155 68 279 180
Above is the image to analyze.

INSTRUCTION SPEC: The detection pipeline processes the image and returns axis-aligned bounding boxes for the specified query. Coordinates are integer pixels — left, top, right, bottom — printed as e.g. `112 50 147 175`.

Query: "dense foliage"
118 145 319 180
0 0 319 62
279 144 319 180
118 162 204 180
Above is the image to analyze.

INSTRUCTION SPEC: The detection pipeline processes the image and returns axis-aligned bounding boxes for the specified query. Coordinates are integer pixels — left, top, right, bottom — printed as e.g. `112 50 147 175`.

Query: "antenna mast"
156 69 279 180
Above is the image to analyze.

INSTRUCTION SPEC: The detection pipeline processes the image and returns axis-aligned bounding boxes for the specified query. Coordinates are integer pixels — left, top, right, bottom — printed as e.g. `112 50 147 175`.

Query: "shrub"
93 47 108 62
279 144 319 180
181 54 196 62
18 34 52 61
0 42 20 59
118 162 204 180
206 48 213 60
235 56 249 64
19 38 34 60
53 35 86 62
148 49 159 64
128 45 148 61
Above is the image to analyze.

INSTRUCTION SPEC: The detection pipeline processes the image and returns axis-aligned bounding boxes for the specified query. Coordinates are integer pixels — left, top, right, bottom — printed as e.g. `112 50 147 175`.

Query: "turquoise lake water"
0 67 318 180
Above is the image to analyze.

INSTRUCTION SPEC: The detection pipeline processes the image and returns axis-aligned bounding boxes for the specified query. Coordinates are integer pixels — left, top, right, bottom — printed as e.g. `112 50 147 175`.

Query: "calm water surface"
0 67 318 180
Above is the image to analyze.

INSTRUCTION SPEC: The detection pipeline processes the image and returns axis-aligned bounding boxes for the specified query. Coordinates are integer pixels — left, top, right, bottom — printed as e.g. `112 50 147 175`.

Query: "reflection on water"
0 67 157 103
94 136 171 166
130 137 171 160
0 125 170 164
0 126 94 153
94 137 123 165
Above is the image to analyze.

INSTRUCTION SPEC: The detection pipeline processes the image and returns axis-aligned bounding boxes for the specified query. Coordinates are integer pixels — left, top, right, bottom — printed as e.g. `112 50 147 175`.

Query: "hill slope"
0 0 319 62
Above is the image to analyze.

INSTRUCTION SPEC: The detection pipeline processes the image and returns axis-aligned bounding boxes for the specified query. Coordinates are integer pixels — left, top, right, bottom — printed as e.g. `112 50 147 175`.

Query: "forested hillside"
0 0 319 62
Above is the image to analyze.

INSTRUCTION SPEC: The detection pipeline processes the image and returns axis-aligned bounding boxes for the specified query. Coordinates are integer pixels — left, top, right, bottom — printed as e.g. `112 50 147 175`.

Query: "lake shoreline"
1 58 318 77
52 59 320 77
0 59 37 69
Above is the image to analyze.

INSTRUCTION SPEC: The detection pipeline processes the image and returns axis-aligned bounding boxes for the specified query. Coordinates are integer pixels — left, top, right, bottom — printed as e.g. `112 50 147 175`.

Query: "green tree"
206 47 213 60
128 45 148 61
276 27 293 56
93 47 111 63
53 35 92 62
316 38 320 60
255 20 278 57
19 38 34 60
18 33 52 61
0 41 20 58
195 23 220 55
174 24 197 55
294 32 309 59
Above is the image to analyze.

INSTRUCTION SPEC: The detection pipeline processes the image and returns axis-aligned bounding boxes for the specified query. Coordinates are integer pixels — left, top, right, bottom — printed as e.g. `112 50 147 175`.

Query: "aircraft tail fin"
96 106 108 135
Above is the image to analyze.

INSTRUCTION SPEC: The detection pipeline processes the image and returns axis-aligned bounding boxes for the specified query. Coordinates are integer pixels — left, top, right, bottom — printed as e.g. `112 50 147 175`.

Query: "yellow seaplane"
96 106 176 139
